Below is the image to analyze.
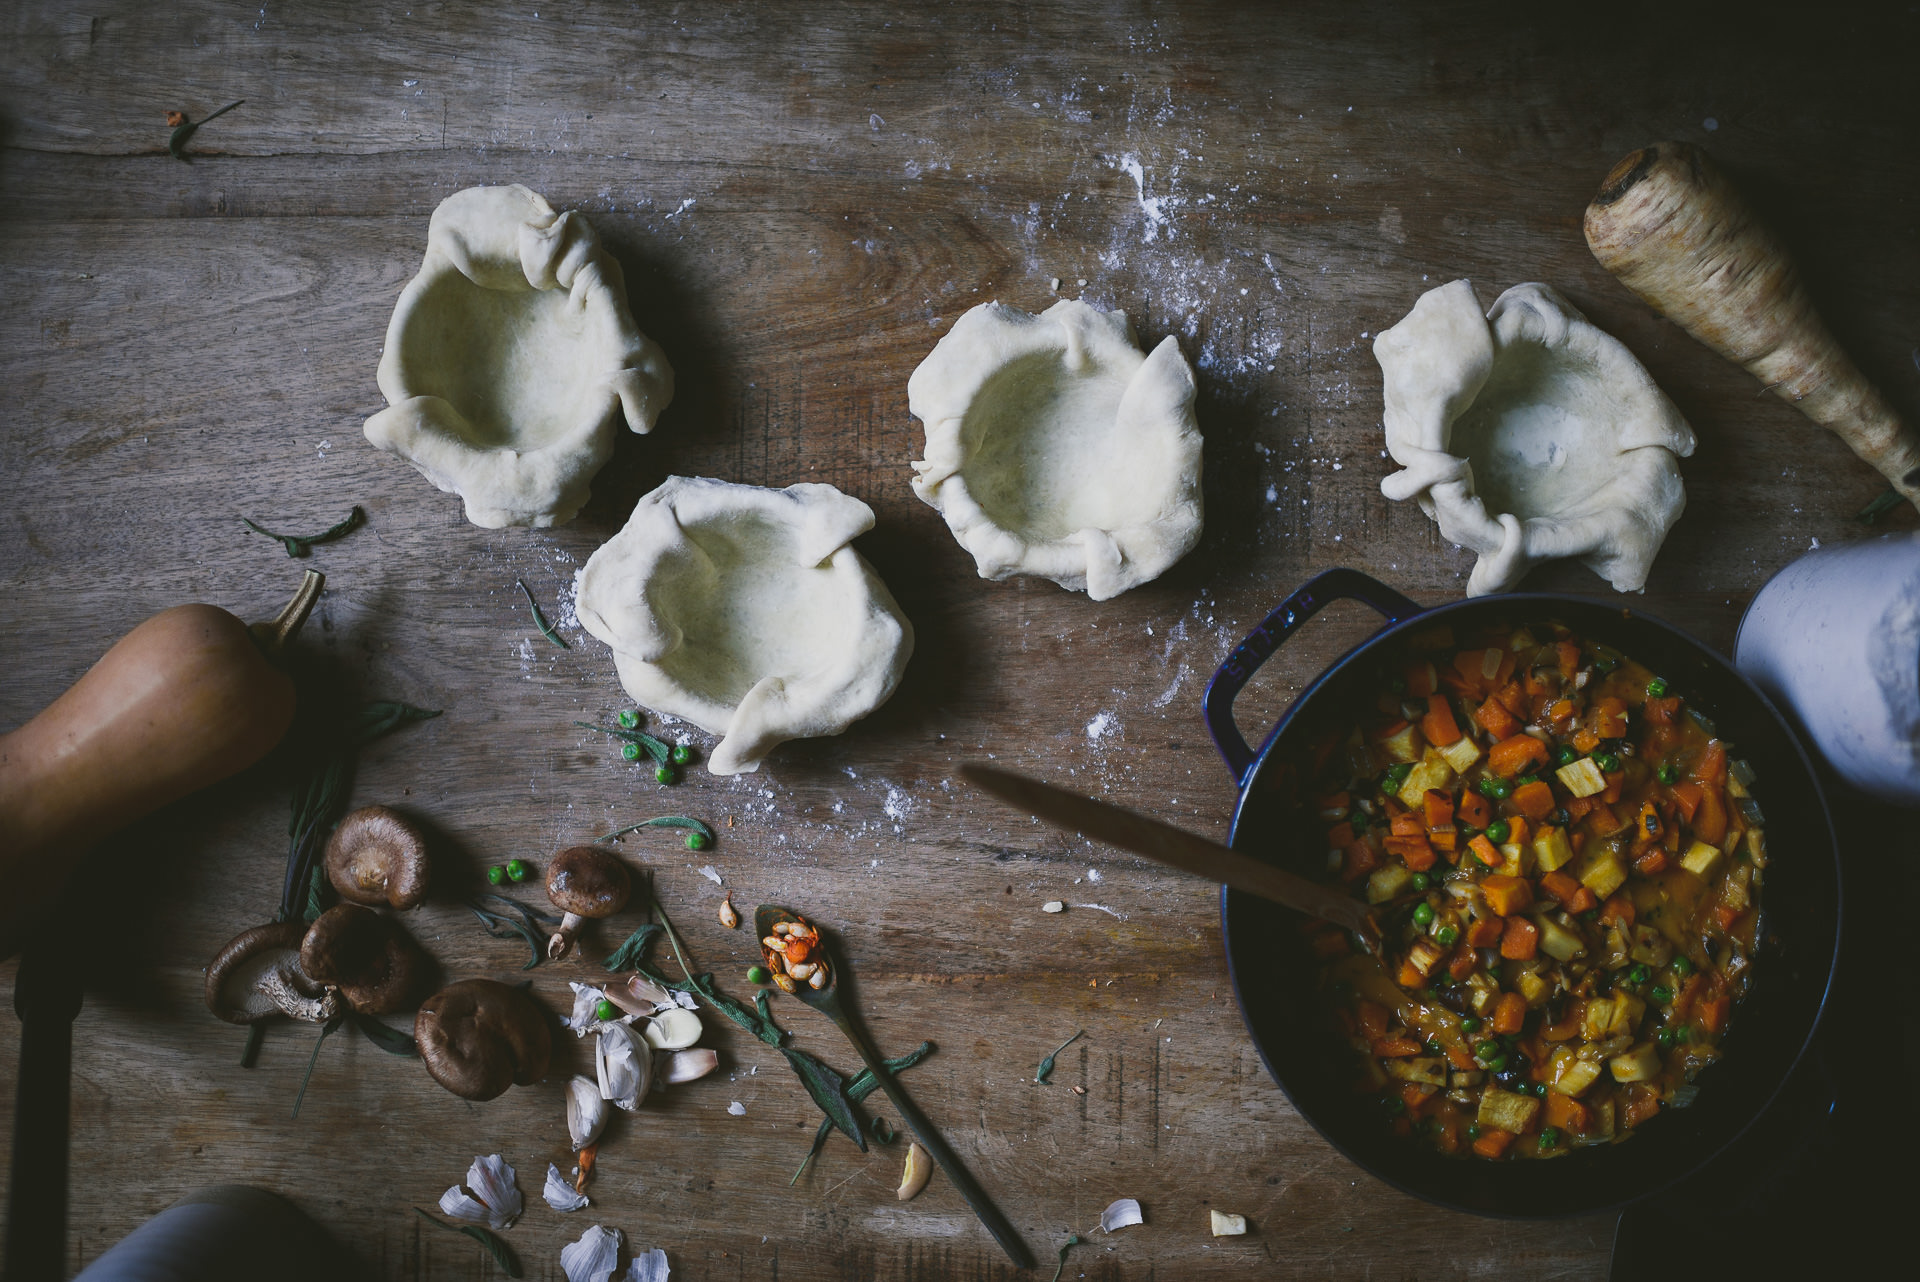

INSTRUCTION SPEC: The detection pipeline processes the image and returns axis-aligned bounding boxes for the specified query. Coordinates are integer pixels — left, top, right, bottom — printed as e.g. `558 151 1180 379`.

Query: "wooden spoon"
753 905 1034 1270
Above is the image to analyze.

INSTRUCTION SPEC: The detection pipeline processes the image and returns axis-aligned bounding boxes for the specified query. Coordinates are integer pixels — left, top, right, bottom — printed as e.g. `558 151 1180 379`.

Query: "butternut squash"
0 572 322 956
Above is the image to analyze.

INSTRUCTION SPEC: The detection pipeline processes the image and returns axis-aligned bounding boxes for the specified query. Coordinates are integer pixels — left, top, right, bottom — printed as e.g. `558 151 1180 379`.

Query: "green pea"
1650 985 1674 1004
594 999 616 1022
1485 819 1511 844
1461 1017 1482 1034
1645 678 1669 699
1657 761 1680 784
505 859 529 883
1385 1096 1406 1115
1670 956 1693 976
618 709 640 728
1484 1054 1509 1073
1594 752 1622 773
1425 1040 1443 1055
1387 763 1414 785
1533 1082 1548 1097
746 965 770 984
1539 1127 1561 1148
621 742 641 761
1553 744 1579 767
1675 1024 1693 1043
486 864 506 886
1422 987 1440 1003
1409 872 1432 892
670 744 694 766
1513 775 1541 790
1350 810 1371 833
1466 1122 1482 1140
1474 1039 1500 1060
1412 903 1435 927
1485 777 1512 800
1627 964 1650 986
1435 925 1460 947
686 832 710 851
1657 1029 1676 1048
655 765 675 784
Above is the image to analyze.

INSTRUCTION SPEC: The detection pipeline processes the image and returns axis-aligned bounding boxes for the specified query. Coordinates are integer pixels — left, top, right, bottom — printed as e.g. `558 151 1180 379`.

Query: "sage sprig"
602 922 664 972
599 815 715 845
169 98 243 161
790 1040 934 1183
413 1207 522 1278
515 579 568 648
780 1047 866 1152
468 894 561 970
574 721 673 765
1035 1030 1083 1085
243 505 364 558
1049 1234 1082 1282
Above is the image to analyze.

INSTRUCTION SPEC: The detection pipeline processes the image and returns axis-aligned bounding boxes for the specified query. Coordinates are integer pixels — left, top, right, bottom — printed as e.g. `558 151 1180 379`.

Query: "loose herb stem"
573 721 673 764
291 1014 343 1119
243 505 364 558
599 815 715 844
413 1207 522 1278
1049 1234 1081 1282
515 579 569 648
1856 486 1903 525
169 98 243 161
1035 1029 1084 1085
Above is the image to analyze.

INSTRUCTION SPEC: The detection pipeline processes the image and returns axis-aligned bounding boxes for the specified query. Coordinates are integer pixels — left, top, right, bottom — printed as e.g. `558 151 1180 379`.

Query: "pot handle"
1202 568 1425 788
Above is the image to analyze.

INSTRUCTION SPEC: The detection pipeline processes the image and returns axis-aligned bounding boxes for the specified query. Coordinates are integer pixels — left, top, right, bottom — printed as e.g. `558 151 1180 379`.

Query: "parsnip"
1584 142 1920 510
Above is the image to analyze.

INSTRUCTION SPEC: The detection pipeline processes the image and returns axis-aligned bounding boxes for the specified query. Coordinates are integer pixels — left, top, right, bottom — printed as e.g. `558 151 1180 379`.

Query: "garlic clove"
622 972 675 1008
658 1048 720 1084
596 1022 653 1111
896 1142 933 1201
544 1163 589 1212
1209 1209 1247 1236
560 1224 622 1282
567 1074 609 1150
641 1006 703 1050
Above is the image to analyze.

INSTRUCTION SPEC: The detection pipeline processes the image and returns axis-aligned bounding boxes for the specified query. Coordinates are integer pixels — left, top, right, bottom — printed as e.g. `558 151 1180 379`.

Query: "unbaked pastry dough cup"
574 476 913 776
908 299 1203 602
1376 280 1696 596
365 185 674 528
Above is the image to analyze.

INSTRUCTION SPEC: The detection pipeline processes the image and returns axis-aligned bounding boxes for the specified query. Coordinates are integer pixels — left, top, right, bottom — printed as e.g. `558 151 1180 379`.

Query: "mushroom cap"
300 904 424 1015
324 805 431 910
205 920 315 1024
415 978 553 1101
545 846 631 918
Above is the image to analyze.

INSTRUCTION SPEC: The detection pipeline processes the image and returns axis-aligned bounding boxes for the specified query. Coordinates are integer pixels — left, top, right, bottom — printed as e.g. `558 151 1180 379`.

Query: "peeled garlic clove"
545 1163 589 1212
567 1074 609 1150
560 1224 622 1282
1210 1209 1247 1236
896 1142 932 1202
659 1047 719 1084
596 1022 653 1111
641 1006 703 1050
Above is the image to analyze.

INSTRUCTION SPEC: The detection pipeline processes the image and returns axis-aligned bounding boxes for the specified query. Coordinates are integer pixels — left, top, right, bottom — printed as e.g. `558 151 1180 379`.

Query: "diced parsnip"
1407 938 1448 976
1516 968 1552 1005
1722 865 1752 913
1680 840 1723 878
1384 1057 1447 1086
1589 1096 1617 1139
1532 826 1575 872
1607 992 1646 1037
1628 926 1673 968
1510 629 1539 651
1496 842 1530 878
1726 773 1750 800
1582 997 1615 1041
1745 827 1768 868
1552 1057 1605 1098
1535 915 1585 962
1439 733 1483 774
1450 1069 1485 1088
1396 748 1456 805
1467 972 1501 1015
1476 1088 1542 1134
1380 722 1422 764
1577 848 1628 900
1366 864 1412 904
1556 757 1608 798
1608 1043 1662 1083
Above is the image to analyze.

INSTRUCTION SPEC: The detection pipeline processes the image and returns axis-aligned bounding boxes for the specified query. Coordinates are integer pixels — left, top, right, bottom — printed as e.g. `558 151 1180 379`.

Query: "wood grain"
1 2 1912 1277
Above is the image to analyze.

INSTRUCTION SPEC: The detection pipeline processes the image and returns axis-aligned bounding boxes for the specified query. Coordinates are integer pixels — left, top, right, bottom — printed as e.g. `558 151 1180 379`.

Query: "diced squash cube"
1384 1057 1447 1086
1607 992 1646 1037
1552 1057 1604 1098
1439 733 1483 775
1535 915 1585 963
1608 1043 1663 1083
1396 748 1456 806
1450 1069 1485 1089
1466 972 1501 1015
1379 722 1422 764
1556 757 1608 798
1515 968 1551 1005
1481 874 1533 916
1532 826 1575 872
1476 1088 1542 1134
1577 849 1628 900
1582 997 1615 1040
1680 840 1723 878
1628 926 1673 967
1366 864 1412 904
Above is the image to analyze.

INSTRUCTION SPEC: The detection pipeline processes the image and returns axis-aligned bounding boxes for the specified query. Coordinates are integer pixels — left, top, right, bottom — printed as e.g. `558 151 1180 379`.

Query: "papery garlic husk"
560 1224 622 1282
671 989 697 1011
658 1047 719 1085
567 1074 609 1149
596 1021 652 1111
440 1153 522 1229
1099 1197 1144 1232
567 981 637 1037
626 1246 671 1282
641 1006 703 1050
544 1162 589 1212
621 971 675 1008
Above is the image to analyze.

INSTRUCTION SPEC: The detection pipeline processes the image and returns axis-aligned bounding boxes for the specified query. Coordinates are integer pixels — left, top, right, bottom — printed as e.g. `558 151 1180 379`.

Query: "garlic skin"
560 1224 622 1282
544 1163 589 1212
439 1153 523 1230
641 1006 703 1051
567 1074 609 1150
596 1021 653 1111
567 982 633 1037
1099 1197 1144 1233
626 1246 671 1281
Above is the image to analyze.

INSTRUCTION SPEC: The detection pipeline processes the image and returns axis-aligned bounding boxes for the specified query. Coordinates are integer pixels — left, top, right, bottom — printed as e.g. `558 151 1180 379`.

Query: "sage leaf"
515 578 569 648
574 721 671 764
780 1046 866 1152
353 1012 418 1057
599 815 715 844
468 904 544 970
1035 1029 1084 1085
413 1207 522 1278
603 922 664 972
242 504 363 557
790 1041 934 1184
1857 485 1902 525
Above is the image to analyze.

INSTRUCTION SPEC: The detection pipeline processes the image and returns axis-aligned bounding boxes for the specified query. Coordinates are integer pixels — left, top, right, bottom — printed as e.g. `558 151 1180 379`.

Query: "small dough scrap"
365 184 675 528
1375 280 1695 596
575 477 913 775
908 299 1203 601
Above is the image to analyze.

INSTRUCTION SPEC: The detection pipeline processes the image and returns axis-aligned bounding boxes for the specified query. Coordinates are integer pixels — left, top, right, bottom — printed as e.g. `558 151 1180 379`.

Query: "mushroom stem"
259 969 340 1023
549 912 585 960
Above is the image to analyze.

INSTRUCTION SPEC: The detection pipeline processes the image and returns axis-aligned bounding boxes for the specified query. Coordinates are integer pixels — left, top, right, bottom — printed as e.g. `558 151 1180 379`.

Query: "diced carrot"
1325 821 1356 848
1491 650 1517 689
1499 916 1539 960
1494 679 1529 719
1507 816 1530 848
1670 781 1703 823
1644 695 1680 726
1474 697 1520 740
1556 640 1581 680
1399 1082 1434 1117
1340 843 1380 882
1632 848 1669 875
1404 660 1437 698
1712 902 1741 933
1598 894 1635 929
1445 1044 1476 1071
1317 789 1352 814
1698 994 1731 1035
1671 974 1708 1020
1472 1129 1515 1159
1572 728 1603 754
1542 1003 1583 1042
1588 802 1626 837
1310 929 1352 959
1691 741 1728 785
1539 870 1582 905
1422 694 1463 747
1468 835 1503 867
1488 734 1549 778
1571 831 1588 854
1546 699 1577 730
1390 812 1426 837
1622 1086 1662 1129
1490 992 1526 1035
1452 650 1492 695
1545 1092 1590 1132
1601 775 1623 804
1567 887 1597 914
1481 874 1533 916
1384 835 1437 872
1439 669 1477 698
1395 959 1426 989
1372 1036 1423 1058
1423 789 1454 829
1466 917 1505 948
1429 829 1458 853
1373 718 1412 742
1512 781 1555 821
1695 786 1729 845
1458 791 1493 828
1564 794 1596 822
1635 802 1662 843
1523 667 1554 698
1356 1001 1390 1040
1593 697 1629 739
1447 943 1477 981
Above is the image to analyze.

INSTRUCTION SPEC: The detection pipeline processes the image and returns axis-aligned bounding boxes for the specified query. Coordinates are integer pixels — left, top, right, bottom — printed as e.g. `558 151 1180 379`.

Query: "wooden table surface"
2 3 1913 1278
